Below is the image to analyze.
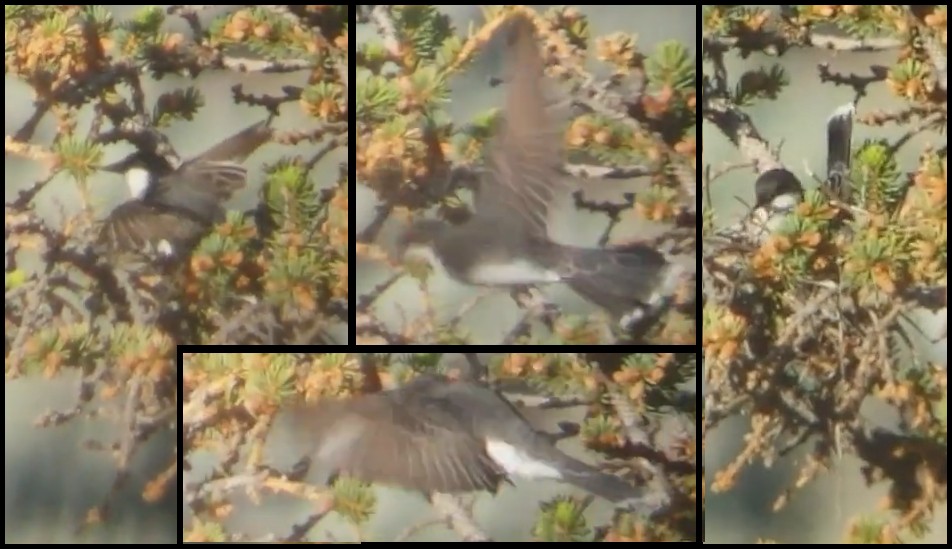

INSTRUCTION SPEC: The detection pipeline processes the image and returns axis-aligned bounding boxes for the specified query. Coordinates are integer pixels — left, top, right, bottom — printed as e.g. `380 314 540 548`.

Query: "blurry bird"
97 120 272 260
397 15 691 331
281 374 660 507
716 102 854 245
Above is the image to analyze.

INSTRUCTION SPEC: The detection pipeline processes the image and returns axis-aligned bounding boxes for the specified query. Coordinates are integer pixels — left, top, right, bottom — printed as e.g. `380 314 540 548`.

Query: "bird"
279 374 658 507
738 167 806 243
97 120 272 261
716 102 854 245
396 15 691 332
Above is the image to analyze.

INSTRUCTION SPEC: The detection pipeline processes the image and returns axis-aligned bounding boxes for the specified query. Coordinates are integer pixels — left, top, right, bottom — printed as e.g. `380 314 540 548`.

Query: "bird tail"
563 470 645 503
553 455 646 504
826 102 854 201
559 245 694 333
560 245 668 312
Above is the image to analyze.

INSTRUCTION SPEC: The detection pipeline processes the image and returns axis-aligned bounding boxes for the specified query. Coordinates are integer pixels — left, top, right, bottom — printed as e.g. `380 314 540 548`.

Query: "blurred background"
5 374 177 543
702 5 947 544
355 5 697 343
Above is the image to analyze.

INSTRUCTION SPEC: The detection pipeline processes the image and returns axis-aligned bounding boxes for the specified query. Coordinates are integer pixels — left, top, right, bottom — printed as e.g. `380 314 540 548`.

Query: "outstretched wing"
477 15 568 239
98 200 210 258
288 386 508 494
168 119 272 203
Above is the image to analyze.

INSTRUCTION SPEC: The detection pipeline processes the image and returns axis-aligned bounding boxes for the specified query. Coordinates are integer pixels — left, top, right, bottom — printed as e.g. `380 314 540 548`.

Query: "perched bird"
280 374 659 507
716 102 854 245
97 120 272 260
396 15 690 331
739 167 806 243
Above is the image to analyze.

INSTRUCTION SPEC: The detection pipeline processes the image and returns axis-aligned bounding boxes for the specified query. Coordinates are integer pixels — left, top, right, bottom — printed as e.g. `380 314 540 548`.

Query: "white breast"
468 260 562 285
404 244 562 285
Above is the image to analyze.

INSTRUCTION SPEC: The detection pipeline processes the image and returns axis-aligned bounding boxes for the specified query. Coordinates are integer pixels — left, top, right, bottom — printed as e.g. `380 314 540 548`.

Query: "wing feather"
289 386 507 494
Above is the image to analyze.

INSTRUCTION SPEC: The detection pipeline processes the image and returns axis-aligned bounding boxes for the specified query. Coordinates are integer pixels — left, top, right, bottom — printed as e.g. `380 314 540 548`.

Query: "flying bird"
397 15 692 332
280 374 660 508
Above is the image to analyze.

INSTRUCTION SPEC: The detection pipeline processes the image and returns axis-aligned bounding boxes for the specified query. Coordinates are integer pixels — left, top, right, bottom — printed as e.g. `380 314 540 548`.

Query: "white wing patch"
485 439 562 480
125 167 152 200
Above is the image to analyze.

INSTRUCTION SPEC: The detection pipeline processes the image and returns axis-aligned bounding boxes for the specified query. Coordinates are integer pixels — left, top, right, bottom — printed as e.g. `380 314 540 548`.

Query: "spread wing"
98 200 210 258
194 120 272 163
288 391 508 494
165 120 272 203
477 15 568 238
165 161 248 203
